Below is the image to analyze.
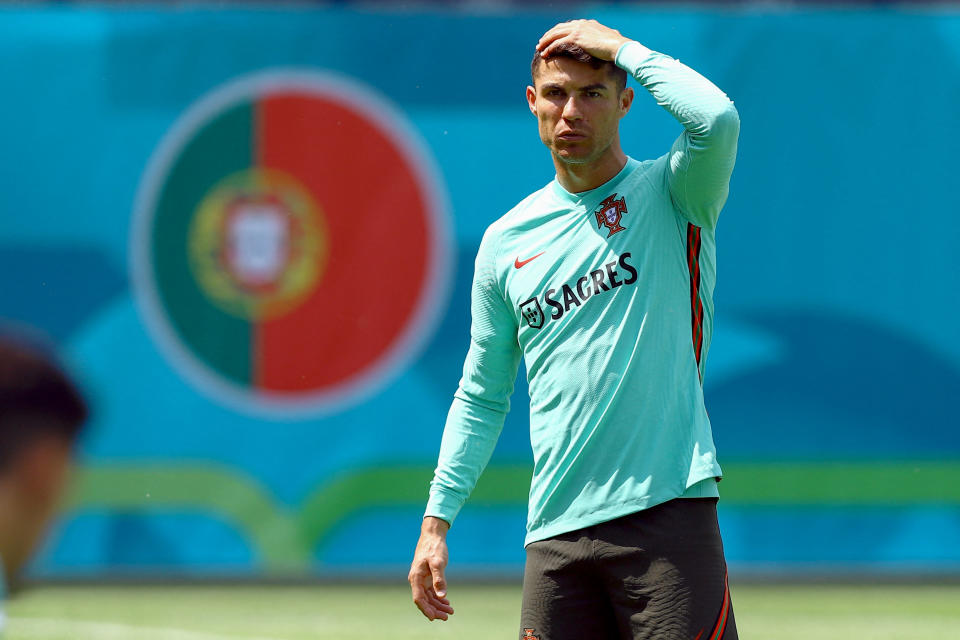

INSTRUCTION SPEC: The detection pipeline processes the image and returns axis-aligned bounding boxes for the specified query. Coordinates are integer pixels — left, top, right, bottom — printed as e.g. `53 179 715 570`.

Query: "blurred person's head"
0 337 86 589
527 43 632 166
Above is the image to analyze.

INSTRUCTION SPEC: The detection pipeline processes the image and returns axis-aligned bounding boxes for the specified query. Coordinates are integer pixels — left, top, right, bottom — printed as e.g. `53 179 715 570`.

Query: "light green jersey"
426 42 740 545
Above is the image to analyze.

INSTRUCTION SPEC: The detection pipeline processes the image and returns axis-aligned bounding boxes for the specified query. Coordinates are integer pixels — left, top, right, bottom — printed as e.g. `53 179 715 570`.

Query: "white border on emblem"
130 69 453 419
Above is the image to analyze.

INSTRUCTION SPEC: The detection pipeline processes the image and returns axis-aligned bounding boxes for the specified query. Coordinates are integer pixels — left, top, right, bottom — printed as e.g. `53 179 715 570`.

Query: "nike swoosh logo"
514 252 545 269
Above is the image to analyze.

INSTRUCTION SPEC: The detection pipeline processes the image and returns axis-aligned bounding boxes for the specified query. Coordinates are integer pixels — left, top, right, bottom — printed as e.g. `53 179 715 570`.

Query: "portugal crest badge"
594 193 627 237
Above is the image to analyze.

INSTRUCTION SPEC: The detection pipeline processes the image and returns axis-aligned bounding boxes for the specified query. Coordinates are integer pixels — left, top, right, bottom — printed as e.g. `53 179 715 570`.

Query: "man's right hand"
408 516 455 621
536 19 631 64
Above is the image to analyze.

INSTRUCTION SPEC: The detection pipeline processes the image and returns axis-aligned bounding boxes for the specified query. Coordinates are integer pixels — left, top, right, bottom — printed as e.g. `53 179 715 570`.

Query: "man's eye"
587 91 601 98
548 90 563 97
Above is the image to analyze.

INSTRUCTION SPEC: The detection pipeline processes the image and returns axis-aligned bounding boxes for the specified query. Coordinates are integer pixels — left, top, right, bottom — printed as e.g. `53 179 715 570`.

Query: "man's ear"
526 85 538 116
619 87 634 117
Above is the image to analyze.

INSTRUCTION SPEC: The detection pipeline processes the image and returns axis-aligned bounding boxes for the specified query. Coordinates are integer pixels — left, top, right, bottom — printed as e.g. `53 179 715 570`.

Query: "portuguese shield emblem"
594 193 627 237
132 70 450 415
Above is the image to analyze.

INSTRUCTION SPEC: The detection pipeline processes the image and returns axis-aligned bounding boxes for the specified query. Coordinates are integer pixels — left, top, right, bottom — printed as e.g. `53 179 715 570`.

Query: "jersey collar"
550 157 638 208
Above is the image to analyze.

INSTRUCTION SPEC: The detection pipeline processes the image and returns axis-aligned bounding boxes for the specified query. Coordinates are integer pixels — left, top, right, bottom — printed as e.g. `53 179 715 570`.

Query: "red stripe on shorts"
708 572 731 640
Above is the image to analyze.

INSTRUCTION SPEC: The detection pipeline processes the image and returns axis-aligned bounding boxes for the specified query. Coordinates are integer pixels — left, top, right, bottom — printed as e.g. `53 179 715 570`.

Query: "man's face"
527 57 633 165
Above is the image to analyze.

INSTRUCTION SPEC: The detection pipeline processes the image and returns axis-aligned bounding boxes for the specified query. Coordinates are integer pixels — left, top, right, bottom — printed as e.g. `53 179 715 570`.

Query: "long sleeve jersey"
426 42 740 545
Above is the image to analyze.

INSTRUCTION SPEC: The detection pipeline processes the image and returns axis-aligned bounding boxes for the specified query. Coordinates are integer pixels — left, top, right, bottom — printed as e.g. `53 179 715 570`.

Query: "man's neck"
553 146 628 194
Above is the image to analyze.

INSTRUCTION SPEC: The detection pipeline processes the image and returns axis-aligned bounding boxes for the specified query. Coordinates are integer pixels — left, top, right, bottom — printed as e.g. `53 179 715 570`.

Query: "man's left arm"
616 41 740 229
537 20 740 229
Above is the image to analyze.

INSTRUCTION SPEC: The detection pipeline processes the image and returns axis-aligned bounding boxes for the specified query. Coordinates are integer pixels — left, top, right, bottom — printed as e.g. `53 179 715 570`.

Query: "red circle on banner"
254 92 434 391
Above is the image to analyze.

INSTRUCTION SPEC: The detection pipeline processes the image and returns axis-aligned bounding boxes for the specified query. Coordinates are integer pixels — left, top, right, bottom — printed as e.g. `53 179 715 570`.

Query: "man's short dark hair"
531 42 628 93
0 337 87 471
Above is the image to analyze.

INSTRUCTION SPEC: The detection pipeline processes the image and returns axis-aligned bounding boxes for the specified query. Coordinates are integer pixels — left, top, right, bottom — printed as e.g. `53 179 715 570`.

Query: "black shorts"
519 497 736 640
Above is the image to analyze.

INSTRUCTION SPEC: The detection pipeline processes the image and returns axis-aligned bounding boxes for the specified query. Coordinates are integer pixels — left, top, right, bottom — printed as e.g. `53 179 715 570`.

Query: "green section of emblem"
152 102 255 385
188 169 326 321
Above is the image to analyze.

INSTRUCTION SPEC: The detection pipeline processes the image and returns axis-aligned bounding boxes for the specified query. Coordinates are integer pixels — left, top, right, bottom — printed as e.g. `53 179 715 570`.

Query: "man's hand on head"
536 19 632 63
408 516 455 621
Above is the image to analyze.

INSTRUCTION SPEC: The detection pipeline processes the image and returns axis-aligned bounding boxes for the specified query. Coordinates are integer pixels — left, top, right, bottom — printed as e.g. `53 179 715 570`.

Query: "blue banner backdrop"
1 6 957 577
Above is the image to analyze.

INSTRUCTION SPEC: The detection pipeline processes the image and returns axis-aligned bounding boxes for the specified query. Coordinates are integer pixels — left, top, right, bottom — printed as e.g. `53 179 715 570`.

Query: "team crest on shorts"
522 629 540 640
595 193 627 237
131 69 451 416
520 297 545 329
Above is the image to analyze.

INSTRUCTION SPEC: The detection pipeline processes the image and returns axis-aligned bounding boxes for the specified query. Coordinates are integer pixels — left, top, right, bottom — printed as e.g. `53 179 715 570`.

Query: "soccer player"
409 19 739 639
0 336 87 632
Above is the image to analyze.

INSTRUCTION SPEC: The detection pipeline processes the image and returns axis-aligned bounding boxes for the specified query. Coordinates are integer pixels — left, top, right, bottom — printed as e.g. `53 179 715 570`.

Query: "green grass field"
5 583 959 639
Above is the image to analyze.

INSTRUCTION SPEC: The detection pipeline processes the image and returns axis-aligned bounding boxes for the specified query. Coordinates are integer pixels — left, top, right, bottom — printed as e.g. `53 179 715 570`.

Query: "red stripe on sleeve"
686 223 704 378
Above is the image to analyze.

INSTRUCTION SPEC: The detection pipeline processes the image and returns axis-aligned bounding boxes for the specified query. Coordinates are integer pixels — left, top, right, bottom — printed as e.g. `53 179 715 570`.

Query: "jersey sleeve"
424 227 523 526
616 41 740 229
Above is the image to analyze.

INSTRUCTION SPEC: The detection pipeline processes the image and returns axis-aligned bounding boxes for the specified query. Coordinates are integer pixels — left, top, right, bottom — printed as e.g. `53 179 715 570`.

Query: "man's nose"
561 96 582 121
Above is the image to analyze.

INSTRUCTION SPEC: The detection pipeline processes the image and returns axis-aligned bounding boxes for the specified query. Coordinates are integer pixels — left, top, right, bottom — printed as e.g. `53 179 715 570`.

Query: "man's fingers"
414 599 442 621
425 591 455 617
537 19 599 52
540 36 577 60
535 19 622 62
536 21 579 48
429 560 447 598
537 24 574 52
413 588 444 621
411 569 454 621
414 594 453 621
410 571 434 616
426 589 454 611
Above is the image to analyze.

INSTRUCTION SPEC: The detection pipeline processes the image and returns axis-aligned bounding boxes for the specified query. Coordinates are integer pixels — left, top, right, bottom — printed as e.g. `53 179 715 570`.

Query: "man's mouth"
557 131 587 141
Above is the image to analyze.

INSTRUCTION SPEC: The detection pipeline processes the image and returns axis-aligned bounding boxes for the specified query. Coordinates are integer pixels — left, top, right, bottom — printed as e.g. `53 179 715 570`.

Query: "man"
0 336 87 632
409 19 739 639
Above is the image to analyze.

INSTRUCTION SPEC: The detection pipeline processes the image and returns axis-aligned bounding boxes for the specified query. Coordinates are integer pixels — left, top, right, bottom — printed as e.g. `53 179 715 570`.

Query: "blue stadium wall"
1 5 958 578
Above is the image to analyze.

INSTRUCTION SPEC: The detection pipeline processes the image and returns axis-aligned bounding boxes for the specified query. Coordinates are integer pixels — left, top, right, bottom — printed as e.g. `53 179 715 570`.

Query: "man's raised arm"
537 20 740 229
408 227 523 621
